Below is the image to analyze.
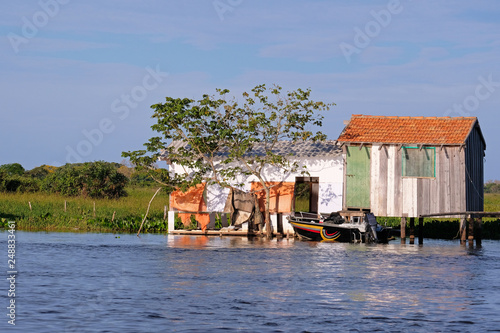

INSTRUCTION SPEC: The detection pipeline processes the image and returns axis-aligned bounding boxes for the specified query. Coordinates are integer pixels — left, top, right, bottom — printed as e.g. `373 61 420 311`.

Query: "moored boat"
287 211 391 243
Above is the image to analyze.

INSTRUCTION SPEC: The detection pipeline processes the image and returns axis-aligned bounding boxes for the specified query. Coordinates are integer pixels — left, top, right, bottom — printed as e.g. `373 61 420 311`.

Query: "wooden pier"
400 211 500 247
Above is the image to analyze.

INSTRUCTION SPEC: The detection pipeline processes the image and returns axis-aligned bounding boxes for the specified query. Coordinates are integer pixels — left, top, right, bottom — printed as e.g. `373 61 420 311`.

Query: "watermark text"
444 74 500 117
339 0 407 63
8 0 70 54
6 221 17 326
60 65 168 164
213 0 243 21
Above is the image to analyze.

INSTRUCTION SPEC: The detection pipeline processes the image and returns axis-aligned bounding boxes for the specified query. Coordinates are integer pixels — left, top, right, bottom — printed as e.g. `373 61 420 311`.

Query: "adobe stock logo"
444 74 500 117
8 0 70 54
60 65 168 164
213 0 243 21
339 0 408 64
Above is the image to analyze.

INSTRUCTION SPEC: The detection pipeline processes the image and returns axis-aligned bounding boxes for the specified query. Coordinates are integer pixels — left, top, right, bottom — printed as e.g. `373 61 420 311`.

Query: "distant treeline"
485 180 500 194
2 161 500 196
0 161 161 199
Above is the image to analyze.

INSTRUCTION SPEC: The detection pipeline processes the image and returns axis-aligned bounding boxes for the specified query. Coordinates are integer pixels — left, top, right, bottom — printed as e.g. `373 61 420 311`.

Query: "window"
402 147 435 178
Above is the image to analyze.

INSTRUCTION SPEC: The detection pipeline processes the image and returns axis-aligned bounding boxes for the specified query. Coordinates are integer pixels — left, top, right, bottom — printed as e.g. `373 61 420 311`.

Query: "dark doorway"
294 177 319 213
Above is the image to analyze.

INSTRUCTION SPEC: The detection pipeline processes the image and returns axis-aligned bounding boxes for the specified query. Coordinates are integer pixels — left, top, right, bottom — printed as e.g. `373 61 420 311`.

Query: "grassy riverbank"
1 190 500 237
0 187 169 233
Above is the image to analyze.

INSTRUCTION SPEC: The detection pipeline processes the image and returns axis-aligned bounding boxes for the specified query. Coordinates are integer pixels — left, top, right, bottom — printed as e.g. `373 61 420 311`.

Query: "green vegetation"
42 162 128 198
123 84 332 238
0 162 128 199
0 161 171 233
485 180 500 194
2 161 500 238
0 163 25 176
0 187 169 233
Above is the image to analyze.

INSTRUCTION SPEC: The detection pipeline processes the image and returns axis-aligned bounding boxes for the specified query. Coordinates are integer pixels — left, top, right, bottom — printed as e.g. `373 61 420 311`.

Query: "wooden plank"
418 217 424 244
378 145 388 216
468 217 474 248
346 146 371 209
460 217 467 245
440 147 451 214
402 178 411 217
401 214 407 244
371 144 380 215
419 211 500 218
449 147 459 213
416 178 423 217
429 148 440 214
393 146 403 217
458 149 466 212
420 178 431 216
464 128 485 211
342 149 347 210
386 146 396 216
221 213 229 227
475 217 482 247
310 182 319 213
409 217 415 244
402 178 417 217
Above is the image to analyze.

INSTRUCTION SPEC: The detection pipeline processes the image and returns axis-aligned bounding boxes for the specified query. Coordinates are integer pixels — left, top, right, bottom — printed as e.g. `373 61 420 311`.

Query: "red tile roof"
337 115 478 145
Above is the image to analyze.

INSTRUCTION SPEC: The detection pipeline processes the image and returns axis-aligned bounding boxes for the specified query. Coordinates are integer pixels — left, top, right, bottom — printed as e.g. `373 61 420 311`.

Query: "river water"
1 231 499 333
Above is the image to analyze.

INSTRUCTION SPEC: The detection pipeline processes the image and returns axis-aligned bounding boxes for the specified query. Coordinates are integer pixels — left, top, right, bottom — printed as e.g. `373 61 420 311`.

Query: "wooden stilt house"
336 115 486 218
163 140 344 234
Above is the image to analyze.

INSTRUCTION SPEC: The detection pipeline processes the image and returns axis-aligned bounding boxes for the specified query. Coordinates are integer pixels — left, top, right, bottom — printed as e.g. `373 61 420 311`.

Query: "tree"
485 180 500 194
0 163 25 176
25 165 57 179
123 84 333 237
42 161 128 199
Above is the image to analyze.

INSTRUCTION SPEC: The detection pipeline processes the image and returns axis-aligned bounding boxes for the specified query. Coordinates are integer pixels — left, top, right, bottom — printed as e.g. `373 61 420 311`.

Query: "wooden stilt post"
409 217 415 245
475 217 482 248
400 215 407 244
460 217 467 245
247 212 254 235
64 200 67 212
163 206 167 220
468 216 474 248
93 201 96 217
418 217 423 245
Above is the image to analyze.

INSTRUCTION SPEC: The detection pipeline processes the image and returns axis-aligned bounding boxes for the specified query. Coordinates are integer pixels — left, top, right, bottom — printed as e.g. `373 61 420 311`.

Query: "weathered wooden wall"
465 125 485 211
370 144 466 217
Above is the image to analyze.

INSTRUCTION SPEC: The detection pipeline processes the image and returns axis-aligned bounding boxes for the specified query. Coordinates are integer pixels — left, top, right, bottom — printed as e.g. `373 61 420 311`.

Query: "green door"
346 146 371 209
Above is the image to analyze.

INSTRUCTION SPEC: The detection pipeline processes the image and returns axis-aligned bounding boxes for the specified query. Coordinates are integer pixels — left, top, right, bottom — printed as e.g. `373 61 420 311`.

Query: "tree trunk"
265 187 272 239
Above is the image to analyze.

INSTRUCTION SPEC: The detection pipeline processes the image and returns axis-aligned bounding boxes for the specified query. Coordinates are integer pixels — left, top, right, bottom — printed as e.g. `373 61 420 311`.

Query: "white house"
162 140 343 235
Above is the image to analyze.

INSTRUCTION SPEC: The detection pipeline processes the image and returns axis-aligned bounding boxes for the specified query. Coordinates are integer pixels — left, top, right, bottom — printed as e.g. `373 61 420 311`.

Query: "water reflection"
165 234 298 249
2 232 500 332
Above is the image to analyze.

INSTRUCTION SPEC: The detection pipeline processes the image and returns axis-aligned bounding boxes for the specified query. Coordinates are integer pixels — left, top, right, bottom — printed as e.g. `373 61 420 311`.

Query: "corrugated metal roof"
163 140 341 159
337 114 479 145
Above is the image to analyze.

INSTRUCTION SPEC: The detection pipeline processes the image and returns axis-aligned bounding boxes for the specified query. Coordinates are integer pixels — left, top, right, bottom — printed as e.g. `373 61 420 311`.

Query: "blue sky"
1 0 499 180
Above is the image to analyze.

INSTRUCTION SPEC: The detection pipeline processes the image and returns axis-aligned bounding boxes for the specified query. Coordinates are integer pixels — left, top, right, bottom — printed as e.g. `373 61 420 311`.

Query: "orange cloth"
196 213 210 232
170 183 207 212
178 213 193 227
171 184 210 230
178 213 210 231
250 182 295 213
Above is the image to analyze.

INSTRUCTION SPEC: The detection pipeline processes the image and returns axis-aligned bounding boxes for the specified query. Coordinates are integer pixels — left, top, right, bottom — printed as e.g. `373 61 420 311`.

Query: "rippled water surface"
1 231 500 332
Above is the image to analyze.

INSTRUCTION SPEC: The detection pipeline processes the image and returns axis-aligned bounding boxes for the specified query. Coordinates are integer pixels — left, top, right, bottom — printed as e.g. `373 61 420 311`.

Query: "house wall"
465 125 485 211
370 144 466 217
170 155 344 214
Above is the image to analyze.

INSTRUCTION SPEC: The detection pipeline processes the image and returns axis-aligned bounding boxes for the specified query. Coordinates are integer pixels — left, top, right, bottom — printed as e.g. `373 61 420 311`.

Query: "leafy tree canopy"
123 84 334 236
42 161 128 199
485 180 500 194
0 163 25 176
